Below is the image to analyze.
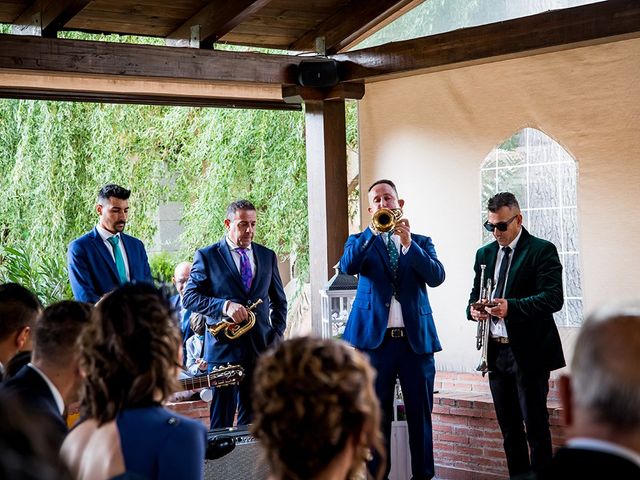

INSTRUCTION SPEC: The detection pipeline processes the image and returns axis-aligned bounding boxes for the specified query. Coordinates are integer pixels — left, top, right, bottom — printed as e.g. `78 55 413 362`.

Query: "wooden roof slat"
12 0 91 37
289 0 415 54
335 0 640 82
0 33 299 84
167 0 272 47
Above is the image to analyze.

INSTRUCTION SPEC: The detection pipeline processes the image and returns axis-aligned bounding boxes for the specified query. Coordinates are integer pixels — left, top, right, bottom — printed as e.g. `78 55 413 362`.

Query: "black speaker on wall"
297 58 340 88
204 427 269 480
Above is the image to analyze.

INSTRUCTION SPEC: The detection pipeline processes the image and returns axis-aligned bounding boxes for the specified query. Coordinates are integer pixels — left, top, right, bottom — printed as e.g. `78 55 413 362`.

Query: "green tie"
387 233 399 299
107 235 127 284
387 232 399 275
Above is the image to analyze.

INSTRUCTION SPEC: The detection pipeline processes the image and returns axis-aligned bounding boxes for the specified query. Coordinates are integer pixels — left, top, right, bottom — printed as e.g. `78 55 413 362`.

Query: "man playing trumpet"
467 192 565 478
340 179 445 480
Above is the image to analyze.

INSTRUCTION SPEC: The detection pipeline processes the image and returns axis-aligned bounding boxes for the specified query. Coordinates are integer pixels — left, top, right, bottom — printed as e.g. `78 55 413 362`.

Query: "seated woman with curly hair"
60 283 207 480
251 337 385 480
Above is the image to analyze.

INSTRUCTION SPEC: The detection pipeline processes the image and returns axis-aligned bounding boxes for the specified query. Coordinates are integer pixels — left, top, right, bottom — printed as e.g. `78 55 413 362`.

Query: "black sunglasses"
484 214 518 232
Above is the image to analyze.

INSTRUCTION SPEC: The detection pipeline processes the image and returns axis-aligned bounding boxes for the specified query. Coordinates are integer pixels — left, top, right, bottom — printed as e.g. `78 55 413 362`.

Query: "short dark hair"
368 179 399 197
0 283 42 341
190 313 206 336
226 199 256 220
487 192 520 212
32 301 91 367
80 283 181 424
97 184 130 204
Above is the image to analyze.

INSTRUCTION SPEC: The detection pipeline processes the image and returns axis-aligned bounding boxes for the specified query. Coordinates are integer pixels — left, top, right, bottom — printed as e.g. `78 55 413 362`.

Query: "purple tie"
236 248 253 291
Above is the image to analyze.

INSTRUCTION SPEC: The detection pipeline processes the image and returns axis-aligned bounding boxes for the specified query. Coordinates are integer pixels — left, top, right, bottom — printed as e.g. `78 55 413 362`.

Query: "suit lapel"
217 238 245 292
373 235 393 276
248 244 261 295
90 228 120 280
504 227 531 296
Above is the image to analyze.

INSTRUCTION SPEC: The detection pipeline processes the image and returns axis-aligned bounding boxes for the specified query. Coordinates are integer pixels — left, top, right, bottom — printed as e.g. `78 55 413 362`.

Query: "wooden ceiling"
0 0 637 109
0 0 417 53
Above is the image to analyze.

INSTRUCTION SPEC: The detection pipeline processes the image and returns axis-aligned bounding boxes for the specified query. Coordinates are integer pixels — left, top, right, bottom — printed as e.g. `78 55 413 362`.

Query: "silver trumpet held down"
471 264 496 377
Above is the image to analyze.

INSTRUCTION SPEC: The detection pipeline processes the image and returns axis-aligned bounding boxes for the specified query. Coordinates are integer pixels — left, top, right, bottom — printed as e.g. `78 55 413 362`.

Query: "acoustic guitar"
178 364 244 391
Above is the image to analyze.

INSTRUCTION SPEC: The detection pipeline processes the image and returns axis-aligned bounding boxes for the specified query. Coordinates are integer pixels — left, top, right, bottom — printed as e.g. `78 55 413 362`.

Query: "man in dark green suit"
467 192 565 477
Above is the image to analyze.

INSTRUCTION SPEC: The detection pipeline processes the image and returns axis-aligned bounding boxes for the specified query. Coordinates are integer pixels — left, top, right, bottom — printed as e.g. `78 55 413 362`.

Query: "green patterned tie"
387 232 399 298
107 235 127 284
387 232 399 276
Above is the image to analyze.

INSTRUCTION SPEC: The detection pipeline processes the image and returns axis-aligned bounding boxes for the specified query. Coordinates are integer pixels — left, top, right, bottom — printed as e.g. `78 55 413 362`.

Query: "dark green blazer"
467 227 566 373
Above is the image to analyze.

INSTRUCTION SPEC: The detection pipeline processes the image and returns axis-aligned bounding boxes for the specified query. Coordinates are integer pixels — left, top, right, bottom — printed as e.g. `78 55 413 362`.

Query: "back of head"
571 303 640 431
32 301 91 368
190 313 206 336
251 337 383 480
0 283 42 341
80 283 180 423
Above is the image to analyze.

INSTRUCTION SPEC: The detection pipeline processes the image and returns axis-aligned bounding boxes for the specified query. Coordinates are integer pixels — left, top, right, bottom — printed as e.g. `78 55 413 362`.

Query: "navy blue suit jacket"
67 227 152 303
182 238 287 365
340 228 445 354
1 365 68 449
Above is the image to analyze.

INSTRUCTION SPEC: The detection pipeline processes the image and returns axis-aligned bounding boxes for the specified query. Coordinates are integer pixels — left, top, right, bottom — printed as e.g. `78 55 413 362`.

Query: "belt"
385 328 405 339
490 336 509 344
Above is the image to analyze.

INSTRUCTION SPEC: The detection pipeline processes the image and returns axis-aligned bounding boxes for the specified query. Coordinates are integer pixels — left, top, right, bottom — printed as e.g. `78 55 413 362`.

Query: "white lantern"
319 264 358 339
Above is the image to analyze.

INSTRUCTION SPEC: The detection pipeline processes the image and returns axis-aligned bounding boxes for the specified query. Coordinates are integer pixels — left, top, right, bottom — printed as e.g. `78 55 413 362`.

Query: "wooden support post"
304 99 349 334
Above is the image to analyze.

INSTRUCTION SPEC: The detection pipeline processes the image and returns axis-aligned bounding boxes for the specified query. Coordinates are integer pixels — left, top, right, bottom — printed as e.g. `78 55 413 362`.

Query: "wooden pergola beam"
167 0 272 48
11 0 91 37
335 0 640 81
0 68 299 109
289 0 415 55
0 33 299 85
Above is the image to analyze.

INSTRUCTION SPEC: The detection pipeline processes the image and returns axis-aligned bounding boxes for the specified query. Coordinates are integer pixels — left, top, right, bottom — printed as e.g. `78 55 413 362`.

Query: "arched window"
481 128 582 326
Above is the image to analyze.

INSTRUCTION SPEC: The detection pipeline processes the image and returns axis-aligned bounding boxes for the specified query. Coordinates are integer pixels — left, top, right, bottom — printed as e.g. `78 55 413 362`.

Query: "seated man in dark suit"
67 184 152 303
537 302 640 478
1 301 90 451
0 283 42 381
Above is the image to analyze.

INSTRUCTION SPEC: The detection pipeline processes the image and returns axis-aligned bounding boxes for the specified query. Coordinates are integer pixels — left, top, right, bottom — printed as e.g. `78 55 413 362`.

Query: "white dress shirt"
96 223 131 281
376 228 411 329
490 228 523 338
28 363 64 415
222 237 256 316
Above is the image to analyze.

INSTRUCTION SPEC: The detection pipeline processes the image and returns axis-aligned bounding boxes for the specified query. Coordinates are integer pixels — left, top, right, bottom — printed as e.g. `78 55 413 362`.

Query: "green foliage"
0 245 71 305
0 99 314 301
149 251 180 284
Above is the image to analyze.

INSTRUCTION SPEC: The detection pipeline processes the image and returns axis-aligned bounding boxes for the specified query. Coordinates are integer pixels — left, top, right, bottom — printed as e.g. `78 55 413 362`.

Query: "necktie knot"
108 235 119 246
502 246 512 255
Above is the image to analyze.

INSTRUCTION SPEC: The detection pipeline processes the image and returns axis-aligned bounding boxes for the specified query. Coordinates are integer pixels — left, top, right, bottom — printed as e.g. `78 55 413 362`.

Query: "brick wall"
166 371 567 480
432 372 565 479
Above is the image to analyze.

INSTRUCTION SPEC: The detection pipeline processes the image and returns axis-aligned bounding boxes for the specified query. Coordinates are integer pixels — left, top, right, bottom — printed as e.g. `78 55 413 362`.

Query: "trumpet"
208 299 263 340
371 208 403 234
473 265 493 377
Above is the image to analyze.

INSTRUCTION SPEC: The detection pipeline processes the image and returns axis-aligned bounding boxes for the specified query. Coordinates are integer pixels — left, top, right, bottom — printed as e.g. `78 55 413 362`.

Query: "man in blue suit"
340 179 445 480
67 184 153 303
182 199 287 429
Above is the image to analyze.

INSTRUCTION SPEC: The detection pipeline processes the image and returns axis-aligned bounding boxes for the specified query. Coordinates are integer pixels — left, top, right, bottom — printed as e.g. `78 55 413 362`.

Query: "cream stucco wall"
358 37 640 372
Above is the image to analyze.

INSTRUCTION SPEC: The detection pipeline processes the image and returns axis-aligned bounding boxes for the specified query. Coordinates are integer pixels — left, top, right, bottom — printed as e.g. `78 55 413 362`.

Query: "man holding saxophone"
340 179 445 480
467 192 565 478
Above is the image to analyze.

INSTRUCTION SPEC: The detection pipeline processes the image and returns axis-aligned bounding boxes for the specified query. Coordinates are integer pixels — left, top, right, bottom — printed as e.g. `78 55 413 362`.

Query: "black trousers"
488 343 552 477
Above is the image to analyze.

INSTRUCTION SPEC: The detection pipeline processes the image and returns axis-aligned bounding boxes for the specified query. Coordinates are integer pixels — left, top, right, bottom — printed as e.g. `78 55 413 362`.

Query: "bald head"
571 303 640 431
172 262 192 298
